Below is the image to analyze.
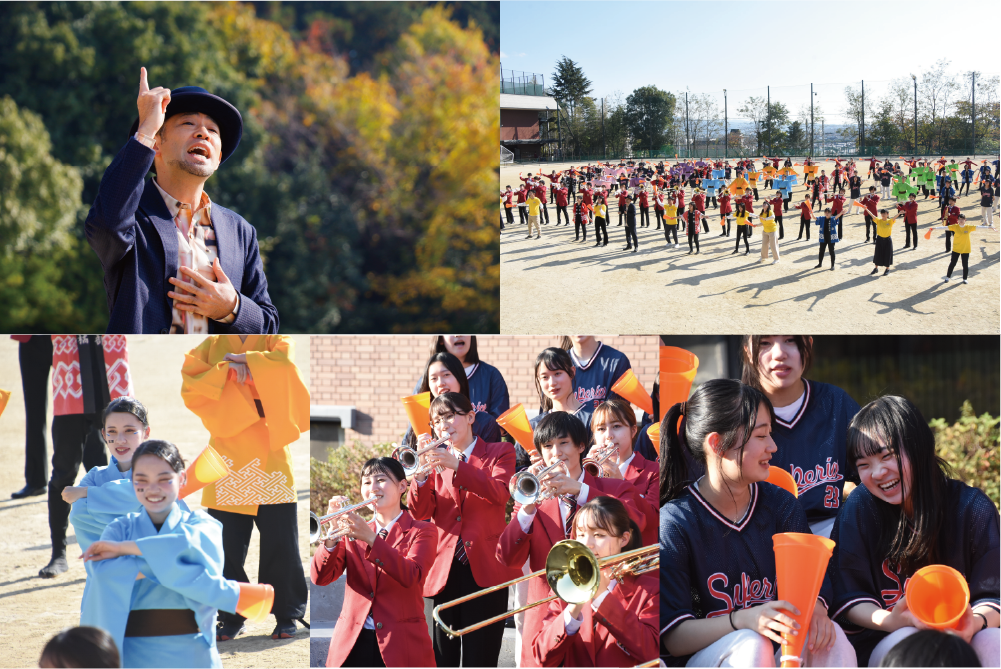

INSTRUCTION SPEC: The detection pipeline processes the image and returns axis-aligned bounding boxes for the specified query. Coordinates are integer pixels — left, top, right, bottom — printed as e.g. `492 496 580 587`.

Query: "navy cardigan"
85 138 278 334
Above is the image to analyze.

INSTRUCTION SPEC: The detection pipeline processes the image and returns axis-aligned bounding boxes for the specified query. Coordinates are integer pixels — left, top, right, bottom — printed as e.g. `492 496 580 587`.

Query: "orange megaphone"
905 564 969 630
646 422 661 455
401 392 432 437
236 582 275 623
660 346 699 420
496 403 535 451
765 466 798 497
178 446 230 499
0 388 9 419
773 532 836 668
924 227 934 240
611 369 654 416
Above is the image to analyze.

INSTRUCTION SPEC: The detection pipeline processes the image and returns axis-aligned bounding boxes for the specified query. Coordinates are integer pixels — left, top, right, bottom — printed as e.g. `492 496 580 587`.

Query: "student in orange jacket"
497 412 646 668
408 392 521 667
311 457 437 667
530 497 658 667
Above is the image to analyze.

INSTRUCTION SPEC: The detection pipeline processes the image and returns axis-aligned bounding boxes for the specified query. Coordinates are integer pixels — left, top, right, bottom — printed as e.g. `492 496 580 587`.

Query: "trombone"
393 435 451 478
582 443 618 478
309 496 378 543
509 459 570 506
432 539 658 638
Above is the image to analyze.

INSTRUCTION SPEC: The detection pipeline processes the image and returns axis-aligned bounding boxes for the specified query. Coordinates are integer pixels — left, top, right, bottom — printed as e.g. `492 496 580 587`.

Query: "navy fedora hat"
129 86 243 164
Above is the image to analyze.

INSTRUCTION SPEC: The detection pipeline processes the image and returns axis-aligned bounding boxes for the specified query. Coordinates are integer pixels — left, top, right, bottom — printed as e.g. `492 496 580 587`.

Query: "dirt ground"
500 157 999 333
0 335 311 668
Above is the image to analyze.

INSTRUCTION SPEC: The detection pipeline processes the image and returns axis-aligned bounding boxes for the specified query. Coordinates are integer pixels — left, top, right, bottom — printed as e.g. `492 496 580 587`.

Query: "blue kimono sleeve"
81 517 143 656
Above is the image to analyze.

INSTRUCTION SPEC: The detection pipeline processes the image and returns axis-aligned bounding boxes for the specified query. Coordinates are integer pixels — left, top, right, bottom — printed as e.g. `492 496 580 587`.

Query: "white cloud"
500 51 508 58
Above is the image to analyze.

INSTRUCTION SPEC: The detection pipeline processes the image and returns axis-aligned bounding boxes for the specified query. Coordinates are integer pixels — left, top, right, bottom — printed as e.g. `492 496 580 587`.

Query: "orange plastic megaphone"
401 392 432 437
236 582 275 623
924 227 934 240
660 346 699 420
905 564 969 630
178 446 230 499
0 388 9 419
765 466 798 498
773 532 836 667
646 422 661 455
611 369 654 416
496 403 534 451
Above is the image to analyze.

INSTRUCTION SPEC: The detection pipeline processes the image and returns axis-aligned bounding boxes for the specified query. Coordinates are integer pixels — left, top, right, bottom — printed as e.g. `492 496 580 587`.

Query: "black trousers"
776 216 784 239
20 336 52 489
752 188 759 201
504 207 513 224
207 503 308 623
947 252 969 280
734 226 750 252
664 225 678 244
594 217 608 244
539 202 549 224
49 413 107 556
783 196 790 212
574 217 587 241
864 213 876 240
639 206 650 227
344 629 386 668
654 209 664 228
835 215 843 239
517 206 527 224
819 242 836 266
618 206 625 225
688 231 700 253
798 217 811 240
959 182 971 196
556 205 569 226
904 222 918 247
429 558 507 667
625 223 638 248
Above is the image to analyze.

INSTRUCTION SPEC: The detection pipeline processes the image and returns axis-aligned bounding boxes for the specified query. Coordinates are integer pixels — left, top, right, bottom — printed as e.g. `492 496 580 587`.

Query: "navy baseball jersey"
570 342 632 409
660 481 833 666
770 380 860 524
465 361 510 420
829 478 1000 666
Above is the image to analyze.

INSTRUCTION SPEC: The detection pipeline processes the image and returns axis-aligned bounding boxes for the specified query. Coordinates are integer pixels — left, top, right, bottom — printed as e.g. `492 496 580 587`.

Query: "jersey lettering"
473 401 487 413
791 457 844 495
574 386 607 405
707 571 775 615
880 560 911 607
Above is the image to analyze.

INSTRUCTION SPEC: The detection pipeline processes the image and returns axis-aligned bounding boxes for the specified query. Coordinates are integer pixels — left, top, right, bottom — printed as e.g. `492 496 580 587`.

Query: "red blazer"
531 572 659 668
311 511 436 668
408 437 521 595
622 452 660 547
497 473 646 668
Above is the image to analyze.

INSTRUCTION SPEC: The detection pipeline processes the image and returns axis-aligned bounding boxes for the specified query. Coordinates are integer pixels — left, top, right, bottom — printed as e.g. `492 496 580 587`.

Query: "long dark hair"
102 396 149 428
740 335 814 392
846 396 949 573
361 457 408 511
574 496 642 552
659 379 772 507
880 629 981 667
534 347 576 413
428 336 479 365
417 351 470 399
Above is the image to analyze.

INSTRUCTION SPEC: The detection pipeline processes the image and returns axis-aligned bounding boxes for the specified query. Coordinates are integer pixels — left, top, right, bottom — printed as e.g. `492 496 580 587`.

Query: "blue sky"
501 1 1000 124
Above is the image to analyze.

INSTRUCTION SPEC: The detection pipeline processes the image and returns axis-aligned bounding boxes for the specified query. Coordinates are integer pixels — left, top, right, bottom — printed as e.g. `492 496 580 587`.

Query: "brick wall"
311 336 660 447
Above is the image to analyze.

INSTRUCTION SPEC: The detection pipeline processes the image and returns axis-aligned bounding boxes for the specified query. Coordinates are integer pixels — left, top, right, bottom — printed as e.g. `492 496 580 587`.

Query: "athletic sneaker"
942 276 951 282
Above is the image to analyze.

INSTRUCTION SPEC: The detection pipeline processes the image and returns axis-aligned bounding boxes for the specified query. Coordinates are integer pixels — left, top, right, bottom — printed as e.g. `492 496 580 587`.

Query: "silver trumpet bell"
309 496 378 543
393 435 451 478
508 459 569 506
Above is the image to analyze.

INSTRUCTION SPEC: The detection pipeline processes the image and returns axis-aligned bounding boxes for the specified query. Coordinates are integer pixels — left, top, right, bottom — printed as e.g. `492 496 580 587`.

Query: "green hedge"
310 442 397 517
931 401 999 509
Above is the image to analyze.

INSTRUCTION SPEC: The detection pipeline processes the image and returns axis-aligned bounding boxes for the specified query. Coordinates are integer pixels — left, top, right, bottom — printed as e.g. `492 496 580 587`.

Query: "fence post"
724 89 728 160
861 80 865 156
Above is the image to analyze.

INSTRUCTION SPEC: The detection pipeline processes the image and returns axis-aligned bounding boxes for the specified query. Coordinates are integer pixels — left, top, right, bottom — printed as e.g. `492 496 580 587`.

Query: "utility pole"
821 119 825 154
810 83 814 158
911 74 917 154
861 80 865 156
971 71 976 157
685 91 690 159
767 86 771 155
724 89 728 160
601 97 606 160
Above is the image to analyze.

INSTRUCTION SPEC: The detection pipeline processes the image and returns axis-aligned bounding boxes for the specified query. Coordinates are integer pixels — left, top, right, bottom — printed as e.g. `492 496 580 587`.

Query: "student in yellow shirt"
526 192 542 239
731 201 754 255
663 198 680 248
593 195 609 247
870 208 896 276
757 201 779 264
925 213 996 284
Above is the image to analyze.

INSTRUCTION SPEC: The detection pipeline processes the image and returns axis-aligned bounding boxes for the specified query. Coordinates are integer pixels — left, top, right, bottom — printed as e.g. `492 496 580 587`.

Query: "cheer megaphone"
765 466 799 498
773 532 836 668
646 422 661 456
905 564 969 630
497 403 535 452
401 392 432 438
924 227 934 240
236 582 275 623
0 388 9 419
610 369 654 416
660 346 699 420
178 446 230 499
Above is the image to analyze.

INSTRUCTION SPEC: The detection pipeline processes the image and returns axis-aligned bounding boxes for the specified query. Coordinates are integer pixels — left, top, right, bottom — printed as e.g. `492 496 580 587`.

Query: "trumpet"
509 459 570 506
582 443 618 478
432 539 658 638
309 496 378 543
393 435 451 478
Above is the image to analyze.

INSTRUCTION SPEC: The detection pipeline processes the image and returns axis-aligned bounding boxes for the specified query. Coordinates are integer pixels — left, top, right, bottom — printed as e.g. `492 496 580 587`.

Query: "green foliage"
309 441 397 516
550 56 592 120
930 401 1000 509
626 86 675 152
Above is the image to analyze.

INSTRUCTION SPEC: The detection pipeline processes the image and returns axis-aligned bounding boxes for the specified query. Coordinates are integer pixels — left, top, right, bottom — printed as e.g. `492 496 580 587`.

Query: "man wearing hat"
86 67 277 334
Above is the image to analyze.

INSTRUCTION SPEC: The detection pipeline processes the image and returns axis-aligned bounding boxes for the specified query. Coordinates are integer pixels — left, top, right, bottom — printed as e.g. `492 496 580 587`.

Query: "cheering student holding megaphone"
659 380 856 667
828 395 1000 667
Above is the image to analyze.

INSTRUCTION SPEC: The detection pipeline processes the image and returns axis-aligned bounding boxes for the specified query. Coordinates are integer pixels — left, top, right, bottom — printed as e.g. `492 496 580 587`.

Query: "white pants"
867 626 1000 667
983 206 995 227
881 185 891 199
760 231 780 260
512 560 531 667
686 626 857 667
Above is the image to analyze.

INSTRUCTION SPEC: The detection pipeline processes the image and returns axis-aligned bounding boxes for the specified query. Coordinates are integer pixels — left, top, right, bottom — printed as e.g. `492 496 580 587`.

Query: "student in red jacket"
500 186 514 227
896 192 920 249
718 190 733 237
555 184 570 226
498 413 646 668
409 392 521 667
825 188 847 239
516 184 529 225
692 188 708 233
590 399 658 547
530 496 658 668
637 186 650 228
795 196 815 241
311 457 437 667
860 186 880 242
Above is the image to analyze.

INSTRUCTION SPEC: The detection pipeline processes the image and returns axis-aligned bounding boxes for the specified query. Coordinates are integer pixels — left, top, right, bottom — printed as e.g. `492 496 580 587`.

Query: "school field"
500 157 999 333
0 336 311 668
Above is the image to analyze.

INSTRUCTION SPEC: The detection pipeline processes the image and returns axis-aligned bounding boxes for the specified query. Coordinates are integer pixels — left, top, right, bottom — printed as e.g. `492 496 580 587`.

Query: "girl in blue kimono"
81 440 242 668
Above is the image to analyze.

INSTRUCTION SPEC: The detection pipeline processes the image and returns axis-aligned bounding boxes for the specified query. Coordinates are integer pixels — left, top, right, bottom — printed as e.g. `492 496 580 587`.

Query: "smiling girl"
312 457 436 667
530 497 658 667
531 347 592 434
419 337 510 421
741 336 859 538
81 440 246 668
829 396 999 667
407 351 502 447
659 379 855 667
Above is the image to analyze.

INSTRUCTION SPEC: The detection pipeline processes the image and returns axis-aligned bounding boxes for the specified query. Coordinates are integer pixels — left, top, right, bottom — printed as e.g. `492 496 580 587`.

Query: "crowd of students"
502 156 999 281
